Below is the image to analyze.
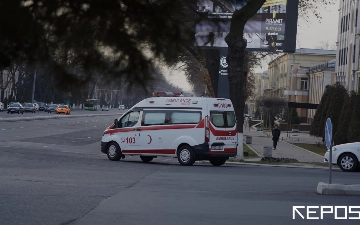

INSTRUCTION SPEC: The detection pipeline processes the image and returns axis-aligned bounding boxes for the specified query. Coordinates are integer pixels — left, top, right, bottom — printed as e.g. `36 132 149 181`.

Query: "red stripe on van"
195 119 205 128
122 149 176 154
209 123 237 136
104 124 197 135
104 127 138 135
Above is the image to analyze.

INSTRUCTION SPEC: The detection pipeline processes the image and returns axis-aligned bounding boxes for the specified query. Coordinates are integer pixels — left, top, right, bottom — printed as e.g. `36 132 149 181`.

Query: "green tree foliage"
310 85 335 137
334 91 355 145
325 83 348 143
255 97 287 128
0 0 193 88
283 108 301 125
348 93 360 142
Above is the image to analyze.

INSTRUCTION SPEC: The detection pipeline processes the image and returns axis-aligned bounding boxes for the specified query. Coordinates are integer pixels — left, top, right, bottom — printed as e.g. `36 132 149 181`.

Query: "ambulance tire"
107 142 121 161
140 156 154 163
209 158 227 166
177 145 195 166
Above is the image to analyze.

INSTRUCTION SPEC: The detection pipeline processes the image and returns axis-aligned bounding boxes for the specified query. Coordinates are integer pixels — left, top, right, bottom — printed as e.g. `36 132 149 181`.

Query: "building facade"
307 60 336 123
0 69 19 102
336 0 360 92
267 48 336 122
254 70 269 98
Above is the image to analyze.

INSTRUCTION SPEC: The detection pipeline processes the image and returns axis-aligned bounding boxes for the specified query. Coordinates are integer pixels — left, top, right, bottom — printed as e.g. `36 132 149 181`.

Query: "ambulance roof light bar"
153 91 184 97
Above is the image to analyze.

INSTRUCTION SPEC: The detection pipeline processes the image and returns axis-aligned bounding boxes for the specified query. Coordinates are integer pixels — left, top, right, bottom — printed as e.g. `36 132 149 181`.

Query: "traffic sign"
325 118 332 149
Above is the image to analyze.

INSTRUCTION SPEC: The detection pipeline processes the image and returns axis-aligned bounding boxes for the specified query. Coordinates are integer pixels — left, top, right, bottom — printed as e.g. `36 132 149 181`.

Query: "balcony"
295 90 309 96
284 90 295 95
284 90 309 96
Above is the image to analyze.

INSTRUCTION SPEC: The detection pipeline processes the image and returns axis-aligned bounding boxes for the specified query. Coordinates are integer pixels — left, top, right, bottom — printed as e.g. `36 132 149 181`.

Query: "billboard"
194 0 298 52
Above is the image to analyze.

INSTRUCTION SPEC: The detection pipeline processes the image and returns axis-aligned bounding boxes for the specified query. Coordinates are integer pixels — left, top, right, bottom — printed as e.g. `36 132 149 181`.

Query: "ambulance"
101 92 238 166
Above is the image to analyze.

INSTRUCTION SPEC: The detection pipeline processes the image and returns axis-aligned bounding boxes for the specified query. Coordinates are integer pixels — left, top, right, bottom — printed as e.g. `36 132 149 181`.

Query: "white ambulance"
101 92 238 166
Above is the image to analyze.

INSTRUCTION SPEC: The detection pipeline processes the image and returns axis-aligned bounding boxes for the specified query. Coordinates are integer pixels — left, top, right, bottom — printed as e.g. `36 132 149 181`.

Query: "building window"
301 79 308 90
354 45 356 63
356 9 358 27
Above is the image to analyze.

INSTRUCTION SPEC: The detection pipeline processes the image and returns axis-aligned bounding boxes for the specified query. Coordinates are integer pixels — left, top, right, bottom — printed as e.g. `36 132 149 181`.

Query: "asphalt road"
0 108 123 119
0 115 359 225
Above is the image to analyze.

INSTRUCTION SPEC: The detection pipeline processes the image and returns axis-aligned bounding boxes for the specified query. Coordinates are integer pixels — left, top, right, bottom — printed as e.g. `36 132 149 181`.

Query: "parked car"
0 102 4 112
7 102 20 108
24 103 36 113
324 142 360 172
47 104 59 113
118 105 125 110
56 105 70 115
102 105 109 111
33 103 39 111
37 102 46 111
7 103 24 114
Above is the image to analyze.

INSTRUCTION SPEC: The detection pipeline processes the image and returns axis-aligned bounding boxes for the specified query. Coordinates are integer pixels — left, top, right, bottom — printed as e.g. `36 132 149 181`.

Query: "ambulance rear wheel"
107 142 121 161
177 145 195 166
140 156 153 163
209 158 227 166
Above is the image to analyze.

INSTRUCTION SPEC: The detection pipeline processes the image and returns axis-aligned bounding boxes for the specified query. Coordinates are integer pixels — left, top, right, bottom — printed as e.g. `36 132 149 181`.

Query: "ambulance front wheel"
107 142 121 161
209 158 227 166
177 145 195 166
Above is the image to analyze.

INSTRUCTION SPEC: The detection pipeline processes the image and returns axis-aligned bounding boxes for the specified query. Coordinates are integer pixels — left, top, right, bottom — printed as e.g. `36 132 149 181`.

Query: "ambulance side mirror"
114 119 119 128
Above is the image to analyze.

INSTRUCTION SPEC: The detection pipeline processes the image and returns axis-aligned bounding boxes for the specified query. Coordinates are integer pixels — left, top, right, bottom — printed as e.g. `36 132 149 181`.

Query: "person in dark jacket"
272 125 281 150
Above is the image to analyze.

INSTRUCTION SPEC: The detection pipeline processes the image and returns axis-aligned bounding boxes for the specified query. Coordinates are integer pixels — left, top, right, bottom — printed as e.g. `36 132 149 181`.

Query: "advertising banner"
194 0 297 52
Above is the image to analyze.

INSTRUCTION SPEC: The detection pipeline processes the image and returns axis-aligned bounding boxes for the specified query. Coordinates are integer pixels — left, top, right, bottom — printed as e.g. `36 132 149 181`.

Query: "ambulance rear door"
208 99 237 154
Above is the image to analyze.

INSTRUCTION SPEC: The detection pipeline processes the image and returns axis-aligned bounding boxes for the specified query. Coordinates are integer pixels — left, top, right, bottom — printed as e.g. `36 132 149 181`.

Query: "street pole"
31 69 37 103
329 145 332 184
287 107 290 137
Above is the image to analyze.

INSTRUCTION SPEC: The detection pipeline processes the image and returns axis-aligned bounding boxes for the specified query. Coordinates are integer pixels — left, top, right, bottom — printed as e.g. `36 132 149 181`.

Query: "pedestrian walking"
272 124 281 150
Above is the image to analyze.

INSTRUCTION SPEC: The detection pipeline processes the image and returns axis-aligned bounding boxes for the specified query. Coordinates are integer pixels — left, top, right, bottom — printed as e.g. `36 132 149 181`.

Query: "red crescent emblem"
147 135 152 144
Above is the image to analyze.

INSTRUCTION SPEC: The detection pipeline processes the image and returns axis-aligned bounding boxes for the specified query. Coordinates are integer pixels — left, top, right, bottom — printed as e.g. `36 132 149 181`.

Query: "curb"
317 182 360 196
226 161 331 170
243 142 262 157
0 113 123 122
282 141 324 158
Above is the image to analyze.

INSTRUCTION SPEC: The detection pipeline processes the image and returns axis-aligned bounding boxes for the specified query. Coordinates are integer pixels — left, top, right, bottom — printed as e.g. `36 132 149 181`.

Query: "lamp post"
31 69 37 103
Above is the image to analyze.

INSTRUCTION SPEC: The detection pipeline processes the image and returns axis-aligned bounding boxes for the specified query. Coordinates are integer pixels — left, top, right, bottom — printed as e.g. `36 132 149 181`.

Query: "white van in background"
101 92 238 166
0 102 4 112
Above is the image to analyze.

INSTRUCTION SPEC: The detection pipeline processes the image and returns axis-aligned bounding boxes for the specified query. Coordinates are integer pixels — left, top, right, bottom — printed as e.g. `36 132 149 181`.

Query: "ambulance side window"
143 112 166 126
170 111 201 124
119 111 140 127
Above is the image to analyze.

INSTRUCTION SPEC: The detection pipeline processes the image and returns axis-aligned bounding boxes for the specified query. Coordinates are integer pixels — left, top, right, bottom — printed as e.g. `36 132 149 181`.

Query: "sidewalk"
243 127 324 163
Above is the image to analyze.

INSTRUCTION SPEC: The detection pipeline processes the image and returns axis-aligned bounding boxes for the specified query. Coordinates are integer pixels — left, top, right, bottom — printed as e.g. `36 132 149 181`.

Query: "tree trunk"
225 0 266 159
227 39 247 134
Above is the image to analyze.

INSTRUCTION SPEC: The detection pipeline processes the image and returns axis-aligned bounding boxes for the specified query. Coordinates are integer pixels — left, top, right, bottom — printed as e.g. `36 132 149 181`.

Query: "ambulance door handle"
134 128 140 131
